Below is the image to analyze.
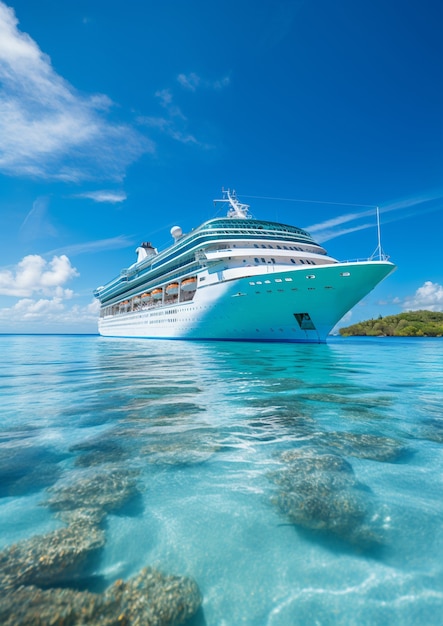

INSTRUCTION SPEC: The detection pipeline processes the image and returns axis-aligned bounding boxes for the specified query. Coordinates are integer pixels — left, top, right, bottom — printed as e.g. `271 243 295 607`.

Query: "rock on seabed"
0 567 202 626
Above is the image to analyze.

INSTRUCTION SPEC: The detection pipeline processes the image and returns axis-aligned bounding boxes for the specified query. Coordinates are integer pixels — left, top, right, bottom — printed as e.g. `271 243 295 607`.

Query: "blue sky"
0 0 442 333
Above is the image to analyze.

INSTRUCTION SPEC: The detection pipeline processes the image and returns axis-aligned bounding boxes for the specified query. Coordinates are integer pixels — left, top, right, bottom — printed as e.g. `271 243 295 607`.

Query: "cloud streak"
19 196 58 241
0 2 151 182
303 194 443 243
45 235 135 258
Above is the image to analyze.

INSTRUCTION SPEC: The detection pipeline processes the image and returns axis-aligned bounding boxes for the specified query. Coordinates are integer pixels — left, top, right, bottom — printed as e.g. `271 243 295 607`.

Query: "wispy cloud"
138 71 230 146
19 196 57 241
139 89 199 146
46 235 135 258
0 1 152 182
73 190 127 203
0 254 78 297
177 72 201 91
177 72 230 91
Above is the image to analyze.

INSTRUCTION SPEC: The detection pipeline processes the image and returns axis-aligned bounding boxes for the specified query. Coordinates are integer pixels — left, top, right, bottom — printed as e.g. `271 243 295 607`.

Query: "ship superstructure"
94 190 396 342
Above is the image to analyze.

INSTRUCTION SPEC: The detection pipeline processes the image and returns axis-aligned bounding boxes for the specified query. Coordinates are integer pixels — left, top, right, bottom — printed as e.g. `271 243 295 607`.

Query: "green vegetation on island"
339 310 443 337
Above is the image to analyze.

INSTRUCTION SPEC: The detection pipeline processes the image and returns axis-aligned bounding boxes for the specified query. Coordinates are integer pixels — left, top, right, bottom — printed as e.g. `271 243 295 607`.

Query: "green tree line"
339 310 443 337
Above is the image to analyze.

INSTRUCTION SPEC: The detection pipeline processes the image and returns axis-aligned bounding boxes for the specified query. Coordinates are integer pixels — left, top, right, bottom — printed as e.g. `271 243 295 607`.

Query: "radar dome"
171 226 183 240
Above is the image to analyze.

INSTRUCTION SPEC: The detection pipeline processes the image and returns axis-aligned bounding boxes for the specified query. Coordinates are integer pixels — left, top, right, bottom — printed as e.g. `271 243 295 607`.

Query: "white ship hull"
98 261 395 343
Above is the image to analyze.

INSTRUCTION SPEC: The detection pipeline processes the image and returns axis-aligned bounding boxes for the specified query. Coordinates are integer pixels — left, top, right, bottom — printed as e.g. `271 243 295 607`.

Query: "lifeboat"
141 292 151 300
181 277 197 292
166 282 179 296
151 288 163 300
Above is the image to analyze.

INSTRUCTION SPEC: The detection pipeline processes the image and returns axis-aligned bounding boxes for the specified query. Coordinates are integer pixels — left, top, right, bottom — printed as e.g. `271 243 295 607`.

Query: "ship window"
300 259 305 264
249 282 255 285
254 257 259 263
271 258 275 263
264 279 271 284
261 258 266 263
285 277 293 281
306 275 316 279
291 259 296 264
256 281 263 285
340 272 351 277
275 278 282 283
254 244 259 248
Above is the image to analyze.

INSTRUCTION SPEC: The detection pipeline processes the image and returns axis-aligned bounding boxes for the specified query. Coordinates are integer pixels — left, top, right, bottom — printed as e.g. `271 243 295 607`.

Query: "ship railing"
340 255 390 264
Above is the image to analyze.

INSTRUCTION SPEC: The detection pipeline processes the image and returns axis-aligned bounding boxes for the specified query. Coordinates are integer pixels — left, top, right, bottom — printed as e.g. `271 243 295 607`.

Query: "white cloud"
0 254 78 297
0 1 151 181
403 281 443 312
0 295 100 330
74 190 127 203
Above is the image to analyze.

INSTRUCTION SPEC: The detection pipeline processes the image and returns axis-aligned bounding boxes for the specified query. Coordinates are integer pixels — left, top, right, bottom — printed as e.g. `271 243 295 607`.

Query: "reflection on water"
0 335 443 624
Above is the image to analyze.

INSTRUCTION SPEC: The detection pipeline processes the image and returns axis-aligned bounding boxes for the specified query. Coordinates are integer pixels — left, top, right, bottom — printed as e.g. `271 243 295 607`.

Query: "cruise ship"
94 190 396 342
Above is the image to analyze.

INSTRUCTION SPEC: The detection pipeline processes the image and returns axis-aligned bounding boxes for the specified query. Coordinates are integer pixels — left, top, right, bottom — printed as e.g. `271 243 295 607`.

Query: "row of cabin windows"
252 243 306 251
253 257 316 265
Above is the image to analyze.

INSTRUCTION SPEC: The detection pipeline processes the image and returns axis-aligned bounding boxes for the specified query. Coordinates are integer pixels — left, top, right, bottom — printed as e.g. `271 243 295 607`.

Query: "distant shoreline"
339 310 443 338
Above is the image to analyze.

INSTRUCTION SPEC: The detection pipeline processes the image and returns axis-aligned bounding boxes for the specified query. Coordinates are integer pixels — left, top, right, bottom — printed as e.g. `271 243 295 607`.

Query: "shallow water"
1 334 442 624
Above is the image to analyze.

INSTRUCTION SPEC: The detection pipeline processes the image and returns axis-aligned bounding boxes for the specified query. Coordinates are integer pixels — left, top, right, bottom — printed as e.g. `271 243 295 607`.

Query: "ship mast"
371 206 387 261
214 188 251 219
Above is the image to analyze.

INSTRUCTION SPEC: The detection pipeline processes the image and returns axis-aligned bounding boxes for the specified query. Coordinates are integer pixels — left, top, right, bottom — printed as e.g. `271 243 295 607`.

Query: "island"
339 310 443 337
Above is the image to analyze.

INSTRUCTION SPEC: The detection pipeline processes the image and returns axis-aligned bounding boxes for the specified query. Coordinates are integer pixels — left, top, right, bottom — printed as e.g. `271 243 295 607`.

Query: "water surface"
1 335 442 624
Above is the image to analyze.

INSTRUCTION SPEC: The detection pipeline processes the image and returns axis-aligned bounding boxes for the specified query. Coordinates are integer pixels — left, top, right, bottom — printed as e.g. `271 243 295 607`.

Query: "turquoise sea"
0 334 442 625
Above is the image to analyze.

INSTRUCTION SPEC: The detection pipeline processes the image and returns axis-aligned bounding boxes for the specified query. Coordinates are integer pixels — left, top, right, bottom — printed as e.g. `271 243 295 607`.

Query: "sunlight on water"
0 335 442 624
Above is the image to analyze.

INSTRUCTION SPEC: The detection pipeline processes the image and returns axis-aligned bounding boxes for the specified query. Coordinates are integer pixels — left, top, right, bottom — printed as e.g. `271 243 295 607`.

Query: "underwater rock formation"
0 517 105 591
43 467 140 514
271 448 382 547
312 431 409 462
0 567 202 626
140 429 219 466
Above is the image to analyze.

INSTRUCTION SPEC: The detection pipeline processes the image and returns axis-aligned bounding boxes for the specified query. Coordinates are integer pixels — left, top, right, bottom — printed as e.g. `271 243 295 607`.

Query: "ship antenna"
214 188 251 219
